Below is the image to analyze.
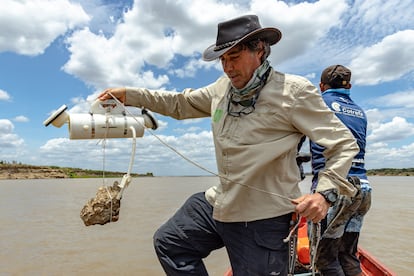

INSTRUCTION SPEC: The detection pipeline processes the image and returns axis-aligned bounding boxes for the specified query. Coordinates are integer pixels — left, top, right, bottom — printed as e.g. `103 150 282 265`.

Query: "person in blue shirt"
310 65 372 276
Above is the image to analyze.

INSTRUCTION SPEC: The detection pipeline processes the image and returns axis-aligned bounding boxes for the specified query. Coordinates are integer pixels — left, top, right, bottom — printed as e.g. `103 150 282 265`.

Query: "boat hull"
358 246 396 276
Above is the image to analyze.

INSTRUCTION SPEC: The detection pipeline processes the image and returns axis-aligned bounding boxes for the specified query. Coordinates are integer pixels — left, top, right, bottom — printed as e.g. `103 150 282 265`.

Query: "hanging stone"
80 181 122 226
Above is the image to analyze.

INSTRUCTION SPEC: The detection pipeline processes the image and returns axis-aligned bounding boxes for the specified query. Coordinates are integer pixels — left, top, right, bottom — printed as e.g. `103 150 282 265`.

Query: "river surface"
0 176 412 275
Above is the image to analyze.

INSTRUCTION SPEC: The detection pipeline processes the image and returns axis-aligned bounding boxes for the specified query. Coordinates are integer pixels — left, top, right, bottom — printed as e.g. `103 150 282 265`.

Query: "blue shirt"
310 88 371 191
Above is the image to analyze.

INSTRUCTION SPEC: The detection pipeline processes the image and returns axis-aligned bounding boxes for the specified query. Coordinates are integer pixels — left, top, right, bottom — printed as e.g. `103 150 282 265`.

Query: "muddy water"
0 176 411 275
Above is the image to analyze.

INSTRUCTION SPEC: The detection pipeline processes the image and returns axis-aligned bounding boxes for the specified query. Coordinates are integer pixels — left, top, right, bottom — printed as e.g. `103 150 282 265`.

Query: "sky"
1 0 413 176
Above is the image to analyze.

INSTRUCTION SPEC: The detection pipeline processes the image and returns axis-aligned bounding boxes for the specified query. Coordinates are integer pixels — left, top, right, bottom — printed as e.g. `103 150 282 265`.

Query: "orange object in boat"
296 217 310 265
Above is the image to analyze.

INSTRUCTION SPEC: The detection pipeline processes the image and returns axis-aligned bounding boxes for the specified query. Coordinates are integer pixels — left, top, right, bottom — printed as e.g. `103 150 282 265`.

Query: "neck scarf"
230 60 271 100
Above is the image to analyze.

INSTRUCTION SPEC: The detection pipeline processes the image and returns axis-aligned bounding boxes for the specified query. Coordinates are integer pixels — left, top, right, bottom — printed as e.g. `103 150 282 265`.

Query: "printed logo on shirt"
330 102 364 118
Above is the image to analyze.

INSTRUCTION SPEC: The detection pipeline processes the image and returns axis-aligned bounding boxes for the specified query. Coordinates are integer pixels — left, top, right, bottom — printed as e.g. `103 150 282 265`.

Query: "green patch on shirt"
213 109 223 122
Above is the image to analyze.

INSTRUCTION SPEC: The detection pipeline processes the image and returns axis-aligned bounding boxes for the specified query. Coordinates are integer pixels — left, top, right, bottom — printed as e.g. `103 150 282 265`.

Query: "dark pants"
153 192 291 276
316 189 371 276
316 232 361 276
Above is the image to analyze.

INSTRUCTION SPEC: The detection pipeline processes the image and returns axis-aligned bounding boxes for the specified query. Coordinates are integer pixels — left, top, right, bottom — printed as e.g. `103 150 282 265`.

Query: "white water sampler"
43 99 158 139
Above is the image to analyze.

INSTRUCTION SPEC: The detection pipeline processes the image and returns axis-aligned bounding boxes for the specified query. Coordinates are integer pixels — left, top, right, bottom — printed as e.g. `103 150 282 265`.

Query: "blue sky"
1 0 413 176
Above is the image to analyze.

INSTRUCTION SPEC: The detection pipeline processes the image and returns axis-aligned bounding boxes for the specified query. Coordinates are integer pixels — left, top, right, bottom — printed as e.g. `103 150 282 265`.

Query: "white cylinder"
68 113 146 139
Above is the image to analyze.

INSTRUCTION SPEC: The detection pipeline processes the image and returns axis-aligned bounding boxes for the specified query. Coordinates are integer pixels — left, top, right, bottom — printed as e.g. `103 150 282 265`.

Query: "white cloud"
350 30 414 85
372 90 414 108
0 119 25 148
255 0 348 65
62 0 351 89
368 116 414 143
366 108 385 132
62 28 170 89
73 0 132 35
366 141 414 169
39 130 216 176
13 116 29 123
296 0 414 82
47 0 414 173
3 0 414 173
0 89 10 101
354 0 412 35
366 87 414 120
0 0 90 56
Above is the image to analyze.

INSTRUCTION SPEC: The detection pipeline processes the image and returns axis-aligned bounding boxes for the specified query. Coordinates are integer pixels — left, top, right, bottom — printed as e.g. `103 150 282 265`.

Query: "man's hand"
292 193 330 223
98 87 127 103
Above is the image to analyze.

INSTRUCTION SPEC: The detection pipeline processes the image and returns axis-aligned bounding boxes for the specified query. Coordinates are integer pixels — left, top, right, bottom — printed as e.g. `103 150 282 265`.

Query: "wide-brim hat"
202 14 282 61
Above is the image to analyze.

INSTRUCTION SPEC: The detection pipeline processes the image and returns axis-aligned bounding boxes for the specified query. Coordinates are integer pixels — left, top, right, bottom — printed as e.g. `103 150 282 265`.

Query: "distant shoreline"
1 163 413 179
0 163 153 180
365 168 414 176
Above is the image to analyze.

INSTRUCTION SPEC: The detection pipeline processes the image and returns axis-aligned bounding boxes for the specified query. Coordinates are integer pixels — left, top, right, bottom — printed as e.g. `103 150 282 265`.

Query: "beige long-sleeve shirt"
125 68 359 222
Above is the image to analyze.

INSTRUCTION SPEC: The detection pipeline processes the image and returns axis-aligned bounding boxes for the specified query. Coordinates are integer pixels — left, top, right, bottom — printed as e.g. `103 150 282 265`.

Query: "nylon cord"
105 92 295 203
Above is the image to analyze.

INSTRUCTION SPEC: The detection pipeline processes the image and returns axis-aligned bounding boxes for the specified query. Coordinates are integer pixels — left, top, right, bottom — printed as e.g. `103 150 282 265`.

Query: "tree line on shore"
1 160 414 177
0 161 153 178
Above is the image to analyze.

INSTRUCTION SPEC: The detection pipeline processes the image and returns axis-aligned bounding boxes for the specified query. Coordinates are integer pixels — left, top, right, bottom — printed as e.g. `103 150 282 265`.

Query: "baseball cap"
320 65 351 88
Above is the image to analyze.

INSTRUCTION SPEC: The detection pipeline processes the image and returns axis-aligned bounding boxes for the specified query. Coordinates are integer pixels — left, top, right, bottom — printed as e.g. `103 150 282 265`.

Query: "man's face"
220 45 262 89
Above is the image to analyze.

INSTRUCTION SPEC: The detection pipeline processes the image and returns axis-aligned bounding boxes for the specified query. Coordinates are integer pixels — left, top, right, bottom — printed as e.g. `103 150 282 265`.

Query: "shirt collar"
323 88 350 95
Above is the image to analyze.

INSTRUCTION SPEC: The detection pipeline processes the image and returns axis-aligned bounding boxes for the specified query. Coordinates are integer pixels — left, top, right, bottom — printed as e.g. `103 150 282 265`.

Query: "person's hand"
292 193 330 223
98 87 126 103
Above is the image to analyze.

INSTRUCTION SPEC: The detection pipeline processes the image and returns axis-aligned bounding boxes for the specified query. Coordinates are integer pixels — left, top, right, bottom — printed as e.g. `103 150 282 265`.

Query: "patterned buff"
230 60 271 101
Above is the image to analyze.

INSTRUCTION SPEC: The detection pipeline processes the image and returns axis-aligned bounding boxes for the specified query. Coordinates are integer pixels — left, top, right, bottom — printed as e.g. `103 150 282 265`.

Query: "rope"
101 114 113 222
99 94 319 269
283 215 301 243
104 185 113 222
97 108 138 222
115 126 136 200
285 214 301 276
105 92 295 203
309 222 321 276
127 126 136 176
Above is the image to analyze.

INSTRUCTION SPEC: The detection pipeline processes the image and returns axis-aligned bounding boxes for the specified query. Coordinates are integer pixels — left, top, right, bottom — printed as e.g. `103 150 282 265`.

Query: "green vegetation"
367 168 414 176
0 161 153 179
59 167 154 178
1 161 414 178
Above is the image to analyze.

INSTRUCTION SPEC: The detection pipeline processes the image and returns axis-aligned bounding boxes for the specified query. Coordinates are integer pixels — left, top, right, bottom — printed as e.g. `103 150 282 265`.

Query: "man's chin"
231 80 244 89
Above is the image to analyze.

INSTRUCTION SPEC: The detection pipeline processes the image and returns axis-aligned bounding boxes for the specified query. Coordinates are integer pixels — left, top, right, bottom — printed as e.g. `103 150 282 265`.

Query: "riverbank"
1 163 413 179
0 163 152 179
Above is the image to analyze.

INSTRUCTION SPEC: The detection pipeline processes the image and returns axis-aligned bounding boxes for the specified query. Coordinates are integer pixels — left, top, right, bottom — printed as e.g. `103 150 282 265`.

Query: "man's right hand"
292 193 330 223
98 87 127 103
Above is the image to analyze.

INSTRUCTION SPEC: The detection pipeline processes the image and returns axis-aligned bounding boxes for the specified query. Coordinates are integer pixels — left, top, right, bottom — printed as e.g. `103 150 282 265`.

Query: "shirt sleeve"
123 80 223 120
289 79 359 197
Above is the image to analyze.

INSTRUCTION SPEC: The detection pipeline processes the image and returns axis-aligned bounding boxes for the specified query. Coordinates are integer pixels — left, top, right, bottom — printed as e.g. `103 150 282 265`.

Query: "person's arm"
124 87 211 119
292 81 358 194
98 87 211 119
291 79 358 222
97 77 228 120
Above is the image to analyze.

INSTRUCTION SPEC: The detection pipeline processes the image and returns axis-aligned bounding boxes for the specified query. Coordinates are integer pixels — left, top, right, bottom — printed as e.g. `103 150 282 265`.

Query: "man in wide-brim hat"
99 14 358 275
202 14 281 61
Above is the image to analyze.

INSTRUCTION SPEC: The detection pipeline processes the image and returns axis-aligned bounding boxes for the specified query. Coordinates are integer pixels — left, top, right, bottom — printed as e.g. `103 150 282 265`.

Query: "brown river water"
0 176 412 275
